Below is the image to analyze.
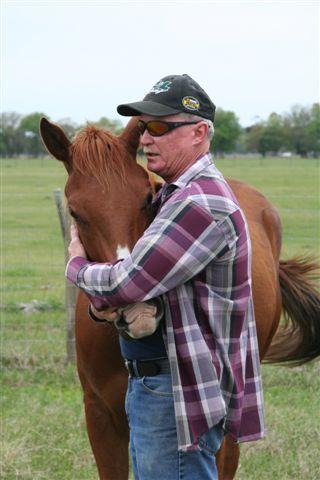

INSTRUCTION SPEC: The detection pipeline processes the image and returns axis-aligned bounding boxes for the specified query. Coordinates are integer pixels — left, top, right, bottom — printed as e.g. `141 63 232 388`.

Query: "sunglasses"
137 119 201 137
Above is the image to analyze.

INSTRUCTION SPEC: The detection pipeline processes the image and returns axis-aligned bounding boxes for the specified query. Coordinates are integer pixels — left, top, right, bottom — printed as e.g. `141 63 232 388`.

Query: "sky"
2 0 319 127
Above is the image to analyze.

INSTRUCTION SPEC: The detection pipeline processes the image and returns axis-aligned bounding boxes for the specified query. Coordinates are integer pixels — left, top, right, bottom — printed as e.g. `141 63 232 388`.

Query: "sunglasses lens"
147 121 170 136
137 120 172 136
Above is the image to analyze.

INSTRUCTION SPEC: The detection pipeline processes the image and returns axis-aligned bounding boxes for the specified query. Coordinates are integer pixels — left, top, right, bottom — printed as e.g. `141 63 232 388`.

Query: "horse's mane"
70 124 127 187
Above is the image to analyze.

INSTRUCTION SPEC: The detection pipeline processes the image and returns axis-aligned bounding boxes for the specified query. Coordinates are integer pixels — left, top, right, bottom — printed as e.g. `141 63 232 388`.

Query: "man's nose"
140 129 154 146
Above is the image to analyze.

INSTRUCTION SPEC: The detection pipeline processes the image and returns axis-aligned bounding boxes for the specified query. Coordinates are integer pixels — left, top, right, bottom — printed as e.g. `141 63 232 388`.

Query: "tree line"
1 104 319 158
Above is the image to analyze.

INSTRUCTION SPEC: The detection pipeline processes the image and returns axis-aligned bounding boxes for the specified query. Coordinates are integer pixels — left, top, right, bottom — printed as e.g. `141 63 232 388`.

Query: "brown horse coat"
40 117 320 480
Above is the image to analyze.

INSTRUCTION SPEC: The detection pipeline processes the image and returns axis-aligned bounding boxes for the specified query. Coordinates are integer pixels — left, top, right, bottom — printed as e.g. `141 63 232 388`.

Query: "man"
66 74 265 480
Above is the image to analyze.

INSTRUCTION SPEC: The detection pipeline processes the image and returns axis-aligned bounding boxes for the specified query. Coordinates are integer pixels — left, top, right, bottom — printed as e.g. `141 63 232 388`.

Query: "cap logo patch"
182 96 200 111
149 80 172 95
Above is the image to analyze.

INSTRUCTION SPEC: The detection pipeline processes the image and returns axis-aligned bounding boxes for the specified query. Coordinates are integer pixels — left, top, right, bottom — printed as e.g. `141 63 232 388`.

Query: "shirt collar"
171 152 213 189
160 152 213 202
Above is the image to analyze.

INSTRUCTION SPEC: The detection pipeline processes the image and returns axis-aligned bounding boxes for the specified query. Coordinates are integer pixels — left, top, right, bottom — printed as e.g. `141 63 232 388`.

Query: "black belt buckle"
125 360 134 377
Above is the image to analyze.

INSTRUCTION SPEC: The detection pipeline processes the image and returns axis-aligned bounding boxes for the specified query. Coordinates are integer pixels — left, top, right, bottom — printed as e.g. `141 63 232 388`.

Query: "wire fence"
2 156 319 366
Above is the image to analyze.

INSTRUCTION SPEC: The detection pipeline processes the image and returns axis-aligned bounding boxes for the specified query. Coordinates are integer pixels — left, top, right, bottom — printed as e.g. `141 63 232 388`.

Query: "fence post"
53 188 77 363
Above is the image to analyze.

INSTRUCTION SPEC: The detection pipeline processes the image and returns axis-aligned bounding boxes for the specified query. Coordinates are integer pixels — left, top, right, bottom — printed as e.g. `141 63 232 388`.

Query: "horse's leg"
81 380 129 480
216 435 240 480
76 294 129 480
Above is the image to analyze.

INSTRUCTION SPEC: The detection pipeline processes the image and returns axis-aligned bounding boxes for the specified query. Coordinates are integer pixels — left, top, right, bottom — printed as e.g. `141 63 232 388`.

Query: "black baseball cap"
117 74 216 122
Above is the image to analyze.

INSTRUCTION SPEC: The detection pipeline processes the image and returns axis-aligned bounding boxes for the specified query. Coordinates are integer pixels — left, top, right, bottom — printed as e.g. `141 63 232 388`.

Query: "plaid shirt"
66 153 265 451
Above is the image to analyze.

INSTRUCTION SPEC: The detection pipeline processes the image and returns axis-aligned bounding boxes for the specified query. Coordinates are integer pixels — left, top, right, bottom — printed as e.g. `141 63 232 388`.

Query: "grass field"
1 156 320 479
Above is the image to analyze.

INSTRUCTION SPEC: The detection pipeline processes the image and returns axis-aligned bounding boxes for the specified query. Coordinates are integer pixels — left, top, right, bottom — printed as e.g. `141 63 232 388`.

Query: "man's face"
139 113 205 182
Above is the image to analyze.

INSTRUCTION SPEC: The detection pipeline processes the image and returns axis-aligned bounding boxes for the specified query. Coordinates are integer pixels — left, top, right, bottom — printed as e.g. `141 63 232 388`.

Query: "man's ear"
193 121 209 145
39 117 72 172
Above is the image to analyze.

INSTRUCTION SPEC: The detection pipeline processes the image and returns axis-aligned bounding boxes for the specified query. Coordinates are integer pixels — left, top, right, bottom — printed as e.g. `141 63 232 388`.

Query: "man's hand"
90 305 120 322
89 301 163 339
68 224 87 259
123 302 157 326
117 302 159 339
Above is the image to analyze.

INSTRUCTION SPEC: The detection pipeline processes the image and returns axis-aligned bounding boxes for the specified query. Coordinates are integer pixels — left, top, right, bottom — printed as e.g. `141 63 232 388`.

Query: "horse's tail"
264 255 320 366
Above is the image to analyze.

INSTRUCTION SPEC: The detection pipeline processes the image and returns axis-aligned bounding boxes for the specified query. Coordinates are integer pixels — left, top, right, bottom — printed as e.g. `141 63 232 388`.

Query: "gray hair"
178 113 214 141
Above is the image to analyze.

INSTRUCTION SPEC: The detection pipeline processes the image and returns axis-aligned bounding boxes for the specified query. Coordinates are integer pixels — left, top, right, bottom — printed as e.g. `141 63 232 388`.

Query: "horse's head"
40 117 158 262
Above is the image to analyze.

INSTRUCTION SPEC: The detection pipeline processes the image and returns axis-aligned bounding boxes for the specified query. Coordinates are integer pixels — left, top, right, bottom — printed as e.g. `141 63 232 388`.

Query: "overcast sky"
2 0 319 127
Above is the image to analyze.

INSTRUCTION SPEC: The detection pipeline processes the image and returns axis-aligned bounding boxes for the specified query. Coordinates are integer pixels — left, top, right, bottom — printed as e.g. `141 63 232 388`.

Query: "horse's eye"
141 191 153 210
69 208 88 225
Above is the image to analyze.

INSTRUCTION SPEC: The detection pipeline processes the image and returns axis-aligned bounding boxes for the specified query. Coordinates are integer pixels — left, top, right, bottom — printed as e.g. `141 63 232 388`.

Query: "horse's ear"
119 117 140 156
40 117 72 171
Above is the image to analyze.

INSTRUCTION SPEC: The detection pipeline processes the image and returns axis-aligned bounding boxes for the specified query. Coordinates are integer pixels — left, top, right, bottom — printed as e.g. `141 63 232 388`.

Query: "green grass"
215 156 320 258
1 156 320 479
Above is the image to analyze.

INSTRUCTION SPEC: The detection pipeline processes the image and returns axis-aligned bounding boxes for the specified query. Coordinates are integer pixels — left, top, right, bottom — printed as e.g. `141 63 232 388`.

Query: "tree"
284 105 312 157
306 103 320 157
57 117 80 140
1 112 24 157
259 113 285 156
93 117 123 135
19 112 48 156
245 123 264 154
211 109 242 155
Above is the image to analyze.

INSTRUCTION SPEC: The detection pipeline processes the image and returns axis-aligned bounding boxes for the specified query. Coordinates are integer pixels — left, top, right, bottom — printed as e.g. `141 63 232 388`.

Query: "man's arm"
66 198 235 308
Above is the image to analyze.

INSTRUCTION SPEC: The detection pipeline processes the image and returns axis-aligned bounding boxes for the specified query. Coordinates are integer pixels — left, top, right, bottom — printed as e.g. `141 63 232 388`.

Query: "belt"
125 357 170 378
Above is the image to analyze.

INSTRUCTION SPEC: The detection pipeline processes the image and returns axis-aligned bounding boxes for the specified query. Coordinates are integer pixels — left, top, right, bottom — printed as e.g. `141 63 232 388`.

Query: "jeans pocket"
141 374 173 397
198 420 225 456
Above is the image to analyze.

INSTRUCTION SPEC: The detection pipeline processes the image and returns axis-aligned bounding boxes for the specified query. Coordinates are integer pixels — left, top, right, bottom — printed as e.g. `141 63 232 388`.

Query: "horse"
40 117 320 480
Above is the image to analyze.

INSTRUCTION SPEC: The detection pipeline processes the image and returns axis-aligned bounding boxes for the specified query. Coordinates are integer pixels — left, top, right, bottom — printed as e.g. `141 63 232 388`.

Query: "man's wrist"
65 255 89 284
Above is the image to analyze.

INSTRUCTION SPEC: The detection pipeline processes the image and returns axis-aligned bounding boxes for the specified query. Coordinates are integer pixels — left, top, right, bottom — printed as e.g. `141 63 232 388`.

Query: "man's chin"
147 159 164 175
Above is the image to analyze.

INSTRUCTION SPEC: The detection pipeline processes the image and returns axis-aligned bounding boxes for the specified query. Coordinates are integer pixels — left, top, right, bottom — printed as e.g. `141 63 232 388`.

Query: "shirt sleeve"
66 198 234 308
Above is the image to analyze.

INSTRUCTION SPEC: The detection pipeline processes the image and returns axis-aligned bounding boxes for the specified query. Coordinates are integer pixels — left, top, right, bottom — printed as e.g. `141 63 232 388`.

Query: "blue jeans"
125 373 225 480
